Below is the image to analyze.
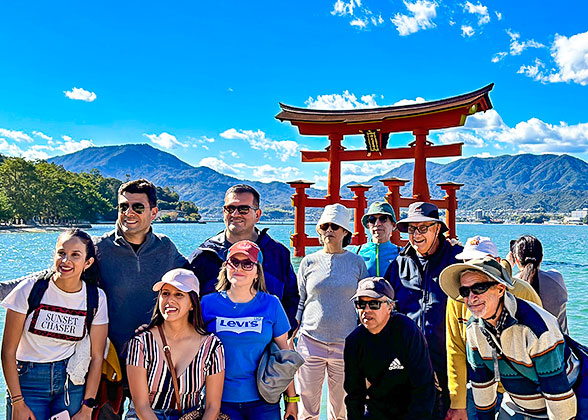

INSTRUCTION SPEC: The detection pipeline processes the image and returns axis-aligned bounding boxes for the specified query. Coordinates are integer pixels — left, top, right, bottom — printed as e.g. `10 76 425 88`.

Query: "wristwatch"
284 394 300 403
82 398 97 408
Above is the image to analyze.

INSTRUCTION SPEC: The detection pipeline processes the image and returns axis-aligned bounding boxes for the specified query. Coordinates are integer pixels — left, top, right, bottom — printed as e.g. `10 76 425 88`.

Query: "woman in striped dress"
127 268 225 420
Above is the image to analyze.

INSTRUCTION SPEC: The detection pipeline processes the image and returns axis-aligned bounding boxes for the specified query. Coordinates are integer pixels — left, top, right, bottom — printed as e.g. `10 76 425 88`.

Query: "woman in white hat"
126 268 225 420
296 203 368 419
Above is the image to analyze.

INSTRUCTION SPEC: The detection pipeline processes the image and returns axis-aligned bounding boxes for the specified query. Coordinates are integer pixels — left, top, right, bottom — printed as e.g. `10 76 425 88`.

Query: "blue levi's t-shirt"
201 291 291 403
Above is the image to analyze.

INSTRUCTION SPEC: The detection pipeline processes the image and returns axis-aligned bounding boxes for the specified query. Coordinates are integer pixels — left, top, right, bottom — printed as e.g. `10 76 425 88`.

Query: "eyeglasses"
367 215 390 225
223 205 259 215
458 281 497 298
407 223 437 235
354 300 387 310
118 202 146 215
227 257 256 271
319 223 340 231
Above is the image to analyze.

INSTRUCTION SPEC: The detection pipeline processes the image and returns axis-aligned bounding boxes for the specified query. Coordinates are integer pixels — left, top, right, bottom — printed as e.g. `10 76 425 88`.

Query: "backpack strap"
26 270 52 317
85 283 99 333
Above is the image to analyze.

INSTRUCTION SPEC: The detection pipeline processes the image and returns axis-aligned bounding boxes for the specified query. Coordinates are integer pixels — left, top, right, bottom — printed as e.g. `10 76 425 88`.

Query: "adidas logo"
388 358 404 370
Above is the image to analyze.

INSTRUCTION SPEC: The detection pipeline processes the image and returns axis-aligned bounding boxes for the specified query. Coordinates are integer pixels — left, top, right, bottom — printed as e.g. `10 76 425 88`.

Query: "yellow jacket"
446 266 542 409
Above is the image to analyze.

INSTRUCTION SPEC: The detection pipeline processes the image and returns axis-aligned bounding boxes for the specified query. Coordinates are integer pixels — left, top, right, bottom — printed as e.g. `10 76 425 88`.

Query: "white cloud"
517 58 545 80
32 131 52 141
371 15 384 26
143 132 187 149
391 0 437 36
341 161 405 184
544 31 588 86
252 165 302 182
491 52 507 63
64 87 97 102
461 25 474 37
350 18 368 28
306 91 378 110
507 30 545 56
393 97 426 106
198 157 243 176
0 128 33 143
464 109 506 130
495 11 502 20
22 145 51 160
57 139 94 155
331 0 361 16
439 131 486 147
220 129 299 161
0 139 24 156
433 109 588 154
463 1 490 25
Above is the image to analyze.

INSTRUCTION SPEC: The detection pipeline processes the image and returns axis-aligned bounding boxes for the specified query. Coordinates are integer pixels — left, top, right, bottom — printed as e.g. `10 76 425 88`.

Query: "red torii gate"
276 84 494 257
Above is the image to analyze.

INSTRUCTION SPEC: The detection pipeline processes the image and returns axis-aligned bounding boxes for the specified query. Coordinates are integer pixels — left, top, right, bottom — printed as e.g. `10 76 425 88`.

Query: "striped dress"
126 329 225 410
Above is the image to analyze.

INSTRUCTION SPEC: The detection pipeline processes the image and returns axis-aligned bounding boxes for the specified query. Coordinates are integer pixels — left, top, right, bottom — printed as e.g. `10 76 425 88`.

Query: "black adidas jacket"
344 312 436 419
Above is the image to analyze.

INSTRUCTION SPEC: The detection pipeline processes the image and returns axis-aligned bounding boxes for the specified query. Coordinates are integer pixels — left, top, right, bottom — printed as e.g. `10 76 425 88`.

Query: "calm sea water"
0 222 587 417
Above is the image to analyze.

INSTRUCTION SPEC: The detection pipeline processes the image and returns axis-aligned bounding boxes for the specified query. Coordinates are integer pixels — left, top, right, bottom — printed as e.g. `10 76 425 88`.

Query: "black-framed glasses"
227 257 256 271
367 215 390 225
118 202 146 215
223 205 259 215
354 300 386 310
319 223 341 231
458 282 497 298
407 223 437 235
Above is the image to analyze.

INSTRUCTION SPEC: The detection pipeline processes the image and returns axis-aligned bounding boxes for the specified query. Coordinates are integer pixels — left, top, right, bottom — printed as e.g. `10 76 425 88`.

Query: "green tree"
0 157 40 221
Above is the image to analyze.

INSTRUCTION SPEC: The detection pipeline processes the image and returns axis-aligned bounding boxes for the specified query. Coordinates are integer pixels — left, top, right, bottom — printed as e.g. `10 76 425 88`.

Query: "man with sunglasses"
188 184 299 335
383 201 463 420
344 277 436 419
445 236 542 420
352 202 401 277
440 257 583 420
94 179 188 358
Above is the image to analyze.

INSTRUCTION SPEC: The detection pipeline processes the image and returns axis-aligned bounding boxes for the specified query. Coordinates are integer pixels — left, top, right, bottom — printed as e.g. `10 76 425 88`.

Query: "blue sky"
0 0 587 188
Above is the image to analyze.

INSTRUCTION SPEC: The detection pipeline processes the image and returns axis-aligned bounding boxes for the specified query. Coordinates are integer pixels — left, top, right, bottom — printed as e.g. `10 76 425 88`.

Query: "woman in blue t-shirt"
201 240 299 420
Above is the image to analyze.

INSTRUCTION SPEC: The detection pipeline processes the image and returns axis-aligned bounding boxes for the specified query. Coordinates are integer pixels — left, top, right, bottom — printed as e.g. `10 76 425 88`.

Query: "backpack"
26 270 99 333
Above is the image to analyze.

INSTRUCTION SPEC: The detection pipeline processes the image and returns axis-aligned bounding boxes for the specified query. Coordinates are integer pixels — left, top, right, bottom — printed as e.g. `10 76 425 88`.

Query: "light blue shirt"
201 291 290 403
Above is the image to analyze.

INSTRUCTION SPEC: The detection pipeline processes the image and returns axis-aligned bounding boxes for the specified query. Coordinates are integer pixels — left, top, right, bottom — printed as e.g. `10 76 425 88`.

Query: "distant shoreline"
0 223 92 233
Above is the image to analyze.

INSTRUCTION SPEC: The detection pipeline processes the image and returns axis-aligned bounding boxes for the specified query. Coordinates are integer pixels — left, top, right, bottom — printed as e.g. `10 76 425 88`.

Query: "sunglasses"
458 281 497 298
223 205 259 215
407 223 437 235
227 257 256 271
367 215 390 225
118 202 146 214
319 223 341 231
354 300 386 310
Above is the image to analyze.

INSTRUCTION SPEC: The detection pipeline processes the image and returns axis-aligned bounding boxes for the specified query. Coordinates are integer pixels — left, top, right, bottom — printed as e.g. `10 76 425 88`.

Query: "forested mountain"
49 144 588 213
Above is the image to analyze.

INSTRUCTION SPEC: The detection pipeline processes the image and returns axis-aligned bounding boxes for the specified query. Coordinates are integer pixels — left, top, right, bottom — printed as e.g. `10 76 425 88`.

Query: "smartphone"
50 410 71 420
509 239 516 253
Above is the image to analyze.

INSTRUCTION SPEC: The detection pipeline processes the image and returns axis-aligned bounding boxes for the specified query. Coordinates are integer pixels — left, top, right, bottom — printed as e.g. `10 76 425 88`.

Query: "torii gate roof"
276 83 494 136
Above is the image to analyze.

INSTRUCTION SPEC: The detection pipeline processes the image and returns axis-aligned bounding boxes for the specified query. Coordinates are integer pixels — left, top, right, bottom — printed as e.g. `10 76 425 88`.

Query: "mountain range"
48 144 588 214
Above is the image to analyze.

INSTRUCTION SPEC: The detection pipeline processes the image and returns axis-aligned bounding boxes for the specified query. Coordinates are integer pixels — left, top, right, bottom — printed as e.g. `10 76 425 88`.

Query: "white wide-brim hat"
316 203 352 233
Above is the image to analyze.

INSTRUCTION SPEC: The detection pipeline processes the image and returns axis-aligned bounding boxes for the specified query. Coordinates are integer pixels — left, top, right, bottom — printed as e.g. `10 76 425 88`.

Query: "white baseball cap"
455 236 499 261
153 268 200 294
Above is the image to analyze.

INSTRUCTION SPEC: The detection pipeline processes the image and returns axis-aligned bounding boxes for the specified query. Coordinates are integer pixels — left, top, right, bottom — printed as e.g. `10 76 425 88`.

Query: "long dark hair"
513 235 543 296
146 289 207 336
56 228 101 286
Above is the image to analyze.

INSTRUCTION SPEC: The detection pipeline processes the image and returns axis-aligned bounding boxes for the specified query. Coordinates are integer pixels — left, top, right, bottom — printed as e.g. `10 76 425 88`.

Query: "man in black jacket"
188 184 299 334
344 277 436 420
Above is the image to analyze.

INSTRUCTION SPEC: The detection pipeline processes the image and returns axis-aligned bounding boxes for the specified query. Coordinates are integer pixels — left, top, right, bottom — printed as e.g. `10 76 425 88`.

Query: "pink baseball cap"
227 240 263 263
153 268 200 294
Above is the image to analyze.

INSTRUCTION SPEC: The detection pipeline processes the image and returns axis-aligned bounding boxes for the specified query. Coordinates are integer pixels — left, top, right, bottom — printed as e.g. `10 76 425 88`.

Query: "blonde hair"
216 261 268 293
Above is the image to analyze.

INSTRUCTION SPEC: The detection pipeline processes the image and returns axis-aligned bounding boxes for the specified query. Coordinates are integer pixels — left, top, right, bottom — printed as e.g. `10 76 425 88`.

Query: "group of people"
0 179 585 420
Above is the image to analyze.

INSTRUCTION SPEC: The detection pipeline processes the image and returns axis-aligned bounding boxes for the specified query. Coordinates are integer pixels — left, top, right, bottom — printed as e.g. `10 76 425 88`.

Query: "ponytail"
513 235 543 296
